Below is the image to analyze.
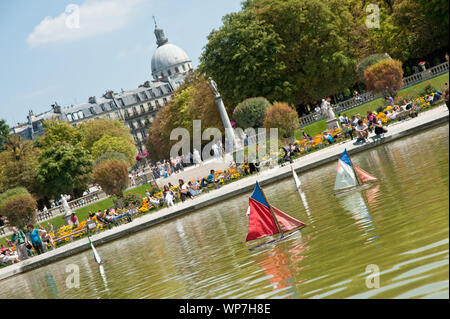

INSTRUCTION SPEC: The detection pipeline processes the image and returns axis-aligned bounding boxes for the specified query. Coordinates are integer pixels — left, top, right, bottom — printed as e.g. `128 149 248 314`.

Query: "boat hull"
248 229 301 251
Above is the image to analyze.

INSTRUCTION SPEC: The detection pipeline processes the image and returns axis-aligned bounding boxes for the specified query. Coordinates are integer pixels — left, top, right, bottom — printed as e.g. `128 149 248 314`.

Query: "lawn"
297 72 449 137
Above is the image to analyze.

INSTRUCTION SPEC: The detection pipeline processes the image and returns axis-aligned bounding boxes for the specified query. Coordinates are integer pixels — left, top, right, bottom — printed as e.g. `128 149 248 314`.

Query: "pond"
0 124 448 299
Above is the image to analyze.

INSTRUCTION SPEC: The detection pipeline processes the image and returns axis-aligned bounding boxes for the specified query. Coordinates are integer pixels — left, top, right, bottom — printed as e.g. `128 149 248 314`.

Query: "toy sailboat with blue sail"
334 149 377 194
246 181 306 250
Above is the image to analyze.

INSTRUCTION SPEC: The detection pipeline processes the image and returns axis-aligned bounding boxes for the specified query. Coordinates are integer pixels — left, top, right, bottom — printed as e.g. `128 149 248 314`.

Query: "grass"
298 72 449 137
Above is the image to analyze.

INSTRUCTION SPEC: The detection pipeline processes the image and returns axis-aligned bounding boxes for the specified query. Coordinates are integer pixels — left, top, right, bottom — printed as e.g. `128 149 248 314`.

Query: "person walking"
27 224 46 255
10 226 29 261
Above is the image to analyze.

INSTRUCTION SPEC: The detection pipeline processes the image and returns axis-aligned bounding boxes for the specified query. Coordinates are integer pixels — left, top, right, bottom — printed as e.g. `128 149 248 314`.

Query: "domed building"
151 23 193 89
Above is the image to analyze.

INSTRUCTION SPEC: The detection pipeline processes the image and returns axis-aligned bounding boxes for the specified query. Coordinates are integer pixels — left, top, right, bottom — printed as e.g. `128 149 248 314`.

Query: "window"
132 106 137 114
163 97 168 105
141 92 148 100
155 100 160 107
115 111 120 118
100 104 106 112
167 69 172 76
72 113 79 121
140 105 145 112
78 111 84 119
160 73 164 78
106 114 111 119
109 101 115 109
135 94 141 102
175 67 179 73
182 64 186 71
158 87 164 95
89 107 96 114
118 98 124 107
67 114 73 121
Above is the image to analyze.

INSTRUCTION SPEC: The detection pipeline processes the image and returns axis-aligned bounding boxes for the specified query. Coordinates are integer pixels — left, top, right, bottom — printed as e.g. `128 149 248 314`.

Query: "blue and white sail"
334 149 358 192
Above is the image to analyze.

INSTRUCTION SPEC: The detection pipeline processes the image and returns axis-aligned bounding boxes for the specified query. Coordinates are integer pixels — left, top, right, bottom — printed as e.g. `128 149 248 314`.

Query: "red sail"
271 205 306 233
354 165 377 184
246 198 279 241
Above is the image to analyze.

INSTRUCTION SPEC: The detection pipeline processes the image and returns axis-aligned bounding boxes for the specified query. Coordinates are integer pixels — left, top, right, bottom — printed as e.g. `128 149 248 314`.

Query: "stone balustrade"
298 62 449 128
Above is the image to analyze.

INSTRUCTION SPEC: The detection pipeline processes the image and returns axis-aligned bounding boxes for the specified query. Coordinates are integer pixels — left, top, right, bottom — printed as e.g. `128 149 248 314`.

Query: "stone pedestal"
63 211 73 226
326 118 340 131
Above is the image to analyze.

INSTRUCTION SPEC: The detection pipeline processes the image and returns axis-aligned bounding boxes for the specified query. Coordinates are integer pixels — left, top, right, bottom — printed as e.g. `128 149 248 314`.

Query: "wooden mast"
258 182 285 238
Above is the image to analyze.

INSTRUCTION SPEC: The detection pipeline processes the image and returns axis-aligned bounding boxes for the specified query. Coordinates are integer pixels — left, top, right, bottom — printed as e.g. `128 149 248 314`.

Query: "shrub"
233 97 271 129
263 102 299 138
357 53 391 81
93 159 129 199
0 187 36 229
122 192 143 208
364 59 404 97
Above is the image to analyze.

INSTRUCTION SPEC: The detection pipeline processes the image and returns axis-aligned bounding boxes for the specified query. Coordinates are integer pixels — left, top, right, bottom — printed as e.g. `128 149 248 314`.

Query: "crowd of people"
1 223 55 265
129 141 226 187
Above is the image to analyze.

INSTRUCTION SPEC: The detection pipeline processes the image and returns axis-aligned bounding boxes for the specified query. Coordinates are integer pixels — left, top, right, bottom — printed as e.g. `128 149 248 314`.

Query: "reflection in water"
0 124 447 299
253 236 309 298
99 265 110 293
338 188 378 244
44 272 59 299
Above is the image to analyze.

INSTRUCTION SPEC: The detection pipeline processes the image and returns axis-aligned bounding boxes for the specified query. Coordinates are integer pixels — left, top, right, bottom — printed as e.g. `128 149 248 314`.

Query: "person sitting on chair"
201 170 219 188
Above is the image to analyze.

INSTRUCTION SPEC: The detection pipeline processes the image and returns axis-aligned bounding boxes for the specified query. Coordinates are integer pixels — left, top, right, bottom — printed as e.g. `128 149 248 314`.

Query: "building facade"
11 25 193 154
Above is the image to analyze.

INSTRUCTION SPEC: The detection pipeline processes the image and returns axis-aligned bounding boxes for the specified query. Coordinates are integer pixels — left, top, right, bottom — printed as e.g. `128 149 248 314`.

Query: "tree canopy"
37 143 93 198
79 118 135 151
91 135 137 166
146 73 223 160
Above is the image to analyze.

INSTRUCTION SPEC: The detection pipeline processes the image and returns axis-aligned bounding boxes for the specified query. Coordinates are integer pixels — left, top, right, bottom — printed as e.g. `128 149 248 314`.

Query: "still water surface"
0 124 448 299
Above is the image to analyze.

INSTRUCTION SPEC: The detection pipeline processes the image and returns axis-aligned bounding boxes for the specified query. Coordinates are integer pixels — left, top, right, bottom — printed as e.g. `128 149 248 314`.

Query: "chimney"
88 96 96 104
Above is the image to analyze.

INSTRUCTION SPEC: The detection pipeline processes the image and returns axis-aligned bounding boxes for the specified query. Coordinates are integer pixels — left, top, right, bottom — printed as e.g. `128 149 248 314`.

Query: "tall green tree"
0 119 9 149
91 135 137 165
253 0 358 104
0 136 40 196
37 143 93 198
199 10 293 107
36 119 82 148
146 73 223 160
79 118 135 152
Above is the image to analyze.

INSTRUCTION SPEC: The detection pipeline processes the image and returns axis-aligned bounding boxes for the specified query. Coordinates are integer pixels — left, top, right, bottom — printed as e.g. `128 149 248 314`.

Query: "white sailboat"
334 149 377 194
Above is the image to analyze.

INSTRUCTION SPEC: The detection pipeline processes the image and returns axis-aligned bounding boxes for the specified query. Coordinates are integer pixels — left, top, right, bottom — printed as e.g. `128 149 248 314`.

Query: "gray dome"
151 43 191 74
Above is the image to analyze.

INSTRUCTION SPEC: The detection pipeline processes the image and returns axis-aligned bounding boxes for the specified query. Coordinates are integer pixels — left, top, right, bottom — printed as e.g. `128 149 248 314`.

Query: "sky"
0 0 243 127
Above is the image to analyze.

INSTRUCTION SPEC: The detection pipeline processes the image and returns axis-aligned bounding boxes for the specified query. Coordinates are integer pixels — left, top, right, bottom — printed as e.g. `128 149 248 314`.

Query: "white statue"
208 77 220 97
61 194 73 216
193 149 202 165
321 99 335 120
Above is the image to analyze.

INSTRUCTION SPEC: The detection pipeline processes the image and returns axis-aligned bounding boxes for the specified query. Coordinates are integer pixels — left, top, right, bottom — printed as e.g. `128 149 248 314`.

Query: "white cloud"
27 0 146 48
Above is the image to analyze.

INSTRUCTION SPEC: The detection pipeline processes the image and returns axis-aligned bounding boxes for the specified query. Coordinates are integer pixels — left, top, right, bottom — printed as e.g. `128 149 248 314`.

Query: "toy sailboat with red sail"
334 149 377 194
246 181 306 250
